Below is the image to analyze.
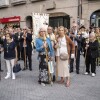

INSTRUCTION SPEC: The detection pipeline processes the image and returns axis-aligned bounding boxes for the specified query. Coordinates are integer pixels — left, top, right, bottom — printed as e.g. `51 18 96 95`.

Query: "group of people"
0 24 100 87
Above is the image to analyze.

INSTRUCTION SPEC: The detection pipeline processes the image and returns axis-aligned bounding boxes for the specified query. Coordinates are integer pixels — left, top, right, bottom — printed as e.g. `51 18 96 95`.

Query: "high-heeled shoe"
58 80 64 84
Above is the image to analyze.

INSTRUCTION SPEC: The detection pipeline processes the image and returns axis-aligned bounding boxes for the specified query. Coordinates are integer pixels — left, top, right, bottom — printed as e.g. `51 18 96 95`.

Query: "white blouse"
56 36 68 56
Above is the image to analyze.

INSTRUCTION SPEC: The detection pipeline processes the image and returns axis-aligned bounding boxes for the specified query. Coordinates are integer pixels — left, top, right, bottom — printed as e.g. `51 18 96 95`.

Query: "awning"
0 16 20 23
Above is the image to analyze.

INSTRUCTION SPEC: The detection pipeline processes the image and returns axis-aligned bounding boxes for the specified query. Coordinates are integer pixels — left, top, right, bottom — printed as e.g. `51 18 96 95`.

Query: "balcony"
45 0 56 10
11 0 26 6
0 0 9 8
30 0 45 2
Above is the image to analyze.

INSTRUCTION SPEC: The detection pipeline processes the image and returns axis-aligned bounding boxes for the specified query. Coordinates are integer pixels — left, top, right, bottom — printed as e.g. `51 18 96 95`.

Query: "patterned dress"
36 37 54 84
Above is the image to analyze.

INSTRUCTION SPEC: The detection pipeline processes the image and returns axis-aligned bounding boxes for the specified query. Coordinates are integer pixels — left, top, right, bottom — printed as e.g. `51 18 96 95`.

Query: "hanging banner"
32 13 49 36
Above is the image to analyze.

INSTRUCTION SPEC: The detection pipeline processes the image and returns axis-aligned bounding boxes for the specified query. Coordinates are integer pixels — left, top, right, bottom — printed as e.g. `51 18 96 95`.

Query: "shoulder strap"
65 35 70 55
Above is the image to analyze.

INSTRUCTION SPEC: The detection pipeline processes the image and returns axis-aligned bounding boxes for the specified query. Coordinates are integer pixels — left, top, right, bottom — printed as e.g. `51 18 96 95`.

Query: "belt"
39 52 50 55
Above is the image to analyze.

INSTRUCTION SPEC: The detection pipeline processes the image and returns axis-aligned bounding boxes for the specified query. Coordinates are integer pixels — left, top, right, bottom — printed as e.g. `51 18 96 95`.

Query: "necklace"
6 40 12 53
6 43 9 53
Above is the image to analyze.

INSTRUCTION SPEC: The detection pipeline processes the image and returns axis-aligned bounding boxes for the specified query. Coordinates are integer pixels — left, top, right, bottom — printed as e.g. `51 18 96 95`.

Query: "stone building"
0 0 100 29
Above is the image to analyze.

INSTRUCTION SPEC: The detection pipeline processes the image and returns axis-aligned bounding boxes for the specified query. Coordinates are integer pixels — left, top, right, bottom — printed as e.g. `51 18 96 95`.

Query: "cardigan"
36 37 54 56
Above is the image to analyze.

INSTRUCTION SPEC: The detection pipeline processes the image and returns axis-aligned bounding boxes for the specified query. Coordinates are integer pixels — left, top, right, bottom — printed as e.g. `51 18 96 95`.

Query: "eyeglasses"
40 31 46 32
73 26 77 27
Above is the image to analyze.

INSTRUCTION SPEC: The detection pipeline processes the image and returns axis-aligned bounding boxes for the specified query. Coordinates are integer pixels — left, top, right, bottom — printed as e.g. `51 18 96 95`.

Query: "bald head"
47 26 53 34
89 33 96 42
89 33 95 38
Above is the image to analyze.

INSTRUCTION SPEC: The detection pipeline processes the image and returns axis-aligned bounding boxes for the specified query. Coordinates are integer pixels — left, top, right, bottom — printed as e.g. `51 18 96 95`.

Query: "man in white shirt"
69 24 78 73
47 26 56 82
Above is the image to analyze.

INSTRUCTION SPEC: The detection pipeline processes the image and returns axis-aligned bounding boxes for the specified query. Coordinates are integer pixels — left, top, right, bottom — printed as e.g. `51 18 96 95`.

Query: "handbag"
59 36 69 61
13 63 21 73
60 53 69 60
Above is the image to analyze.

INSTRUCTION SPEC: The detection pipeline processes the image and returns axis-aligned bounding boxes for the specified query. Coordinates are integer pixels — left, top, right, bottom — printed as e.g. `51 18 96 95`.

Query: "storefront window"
49 16 70 29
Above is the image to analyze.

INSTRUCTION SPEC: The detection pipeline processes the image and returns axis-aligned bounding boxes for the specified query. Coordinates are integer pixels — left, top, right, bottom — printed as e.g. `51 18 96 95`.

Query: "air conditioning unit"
11 0 26 5
45 0 56 10
0 0 9 8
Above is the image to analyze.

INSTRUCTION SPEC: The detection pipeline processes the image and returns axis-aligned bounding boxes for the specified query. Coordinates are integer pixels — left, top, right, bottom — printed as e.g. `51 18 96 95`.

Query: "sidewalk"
0 53 100 100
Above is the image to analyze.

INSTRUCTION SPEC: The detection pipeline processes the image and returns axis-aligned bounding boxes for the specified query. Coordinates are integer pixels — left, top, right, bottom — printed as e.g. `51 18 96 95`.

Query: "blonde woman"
55 26 75 87
36 27 54 86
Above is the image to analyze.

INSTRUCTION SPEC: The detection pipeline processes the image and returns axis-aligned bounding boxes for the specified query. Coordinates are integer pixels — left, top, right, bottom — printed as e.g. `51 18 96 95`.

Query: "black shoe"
38 80 41 84
18 58 20 61
29 68 32 71
20 58 24 60
0 69 3 72
26 67 28 69
76 71 79 74
53 75 55 82
22 68 26 71
70 70 73 73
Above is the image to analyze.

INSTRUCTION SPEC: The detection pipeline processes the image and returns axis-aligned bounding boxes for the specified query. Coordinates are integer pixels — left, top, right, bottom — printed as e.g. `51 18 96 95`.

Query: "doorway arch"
26 16 33 29
90 10 100 27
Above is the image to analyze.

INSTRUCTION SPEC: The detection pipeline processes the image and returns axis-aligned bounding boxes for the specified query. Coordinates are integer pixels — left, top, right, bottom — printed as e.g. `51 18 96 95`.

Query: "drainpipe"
78 0 82 26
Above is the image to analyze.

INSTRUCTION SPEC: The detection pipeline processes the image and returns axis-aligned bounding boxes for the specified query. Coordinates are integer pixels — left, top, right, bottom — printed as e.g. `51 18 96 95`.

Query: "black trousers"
22 47 32 70
69 46 77 72
76 49 81 72
0 52 1 71
17 45 23 60
70 58 74 71
86 55 96 73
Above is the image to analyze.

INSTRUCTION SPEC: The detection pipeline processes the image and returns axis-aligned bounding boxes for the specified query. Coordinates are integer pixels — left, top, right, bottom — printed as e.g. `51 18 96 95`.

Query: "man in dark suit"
71 26 89 74
0 36 4 72
21 28 32 71
15 28 23 60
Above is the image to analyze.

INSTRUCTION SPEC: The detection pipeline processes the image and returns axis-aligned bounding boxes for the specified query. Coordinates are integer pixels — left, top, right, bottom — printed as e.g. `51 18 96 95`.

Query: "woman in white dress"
55 26 75 87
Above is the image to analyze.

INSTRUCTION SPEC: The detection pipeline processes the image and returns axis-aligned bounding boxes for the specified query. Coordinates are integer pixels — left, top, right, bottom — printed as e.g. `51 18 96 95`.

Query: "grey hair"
39 27 46 33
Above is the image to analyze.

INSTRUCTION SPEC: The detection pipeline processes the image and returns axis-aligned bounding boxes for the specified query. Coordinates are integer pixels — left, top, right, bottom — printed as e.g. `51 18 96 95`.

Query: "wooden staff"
83 39 89 74
23 32 26 69
18 33 22 60
54 29 58 81
43 36 52 84
83 48 87 74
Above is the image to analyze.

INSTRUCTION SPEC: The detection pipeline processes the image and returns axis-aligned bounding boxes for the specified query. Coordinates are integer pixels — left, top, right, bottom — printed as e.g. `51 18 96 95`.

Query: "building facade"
0 0 100 29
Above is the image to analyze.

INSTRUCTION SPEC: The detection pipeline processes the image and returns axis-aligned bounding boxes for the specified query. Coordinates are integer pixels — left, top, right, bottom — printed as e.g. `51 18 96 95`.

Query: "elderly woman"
85 33 99 77
95 27 100 66
36 27 54 86
54 26 75 87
